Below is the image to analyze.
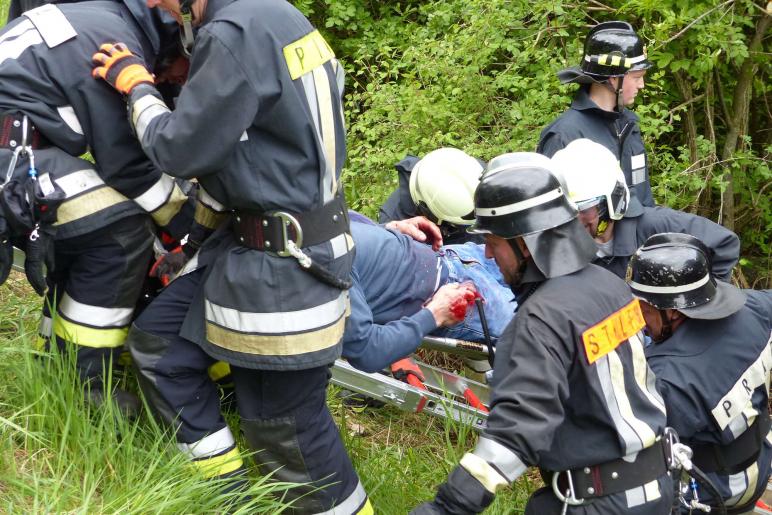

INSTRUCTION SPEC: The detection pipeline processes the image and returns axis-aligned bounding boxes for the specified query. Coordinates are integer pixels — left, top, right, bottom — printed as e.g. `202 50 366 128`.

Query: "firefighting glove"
0 216 12 287
390 358 426 384
92 43 154 95
149 245 188 287
24 223 55 296
411 466 495 515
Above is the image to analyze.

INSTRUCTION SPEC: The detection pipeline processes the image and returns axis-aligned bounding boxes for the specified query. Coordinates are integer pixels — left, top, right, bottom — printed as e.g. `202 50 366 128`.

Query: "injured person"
343 213 516 373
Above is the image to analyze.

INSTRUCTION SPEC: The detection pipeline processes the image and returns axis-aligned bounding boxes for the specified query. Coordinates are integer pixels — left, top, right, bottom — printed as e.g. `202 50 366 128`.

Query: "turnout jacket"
130 0 353 369
538 86 654 208
441 264 670 512
646 290 772 509
598 206 740 281
0 2 188 237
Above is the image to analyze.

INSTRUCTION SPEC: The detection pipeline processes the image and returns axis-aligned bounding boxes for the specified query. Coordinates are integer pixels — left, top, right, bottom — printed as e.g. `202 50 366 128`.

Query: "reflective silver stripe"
133 174 174 212
0 21 43 65
630 332 666 414
473 436 527 482
198 186 226 212
596 353 645 454
629 274 710 295
313 481 367 515
711 335 772 430
608 350 656 448
0 18 34 44
38 315 52 338
475 188 563 217
59 293 134 327
51 168 105 197
205 290 348 335
585 53 647 65
23 5 76 48
131 94 170 143
330 232 352 259
56 105 83 136
177 426 236 460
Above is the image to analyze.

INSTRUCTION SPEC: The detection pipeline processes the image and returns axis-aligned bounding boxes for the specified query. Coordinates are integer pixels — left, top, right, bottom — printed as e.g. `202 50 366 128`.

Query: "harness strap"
232 195 348 253
554 439 668 500
0 114 51 151
689 407 770 475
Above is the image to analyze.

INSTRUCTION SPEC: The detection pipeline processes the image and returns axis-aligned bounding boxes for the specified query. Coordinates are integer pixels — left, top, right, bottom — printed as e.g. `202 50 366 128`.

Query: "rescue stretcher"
11 246 493 429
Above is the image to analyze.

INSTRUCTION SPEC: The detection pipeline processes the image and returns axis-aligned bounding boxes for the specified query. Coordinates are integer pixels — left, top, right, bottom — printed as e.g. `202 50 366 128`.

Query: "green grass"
0 272 536 513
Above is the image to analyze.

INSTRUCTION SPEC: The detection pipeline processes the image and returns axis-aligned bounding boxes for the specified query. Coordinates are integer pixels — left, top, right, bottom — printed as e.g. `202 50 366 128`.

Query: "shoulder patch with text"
283 29 334 80
582 298 645 365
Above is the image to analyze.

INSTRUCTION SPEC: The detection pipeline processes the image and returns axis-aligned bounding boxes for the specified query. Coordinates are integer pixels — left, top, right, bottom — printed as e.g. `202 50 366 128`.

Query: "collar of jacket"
570 86 623 120
610 209 648 257
202 0 237 25
644 318 721 359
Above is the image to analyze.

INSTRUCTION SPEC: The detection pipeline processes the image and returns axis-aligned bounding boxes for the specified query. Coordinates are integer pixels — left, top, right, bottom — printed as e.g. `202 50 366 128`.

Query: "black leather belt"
553 439 668 500
232 195 348 254
0 113 51 151
690 408 770 475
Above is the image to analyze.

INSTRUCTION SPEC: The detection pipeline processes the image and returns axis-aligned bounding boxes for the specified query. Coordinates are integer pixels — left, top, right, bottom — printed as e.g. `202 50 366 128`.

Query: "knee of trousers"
126 324 187 431
241 414 364 514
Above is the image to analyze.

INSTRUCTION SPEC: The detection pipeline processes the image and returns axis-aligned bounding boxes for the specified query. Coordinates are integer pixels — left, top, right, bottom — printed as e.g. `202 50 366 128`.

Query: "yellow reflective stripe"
283 29 334 80
312 65 338 196
206 314 345 356
53 316 128 348
609 54 622 66
150 183 188 227
459 452 509 494
194 201 228 230
357 499 374 515
208 361 231 382
35 335 48 351
190 447 243 479
54 187 129 225
624 57 632 68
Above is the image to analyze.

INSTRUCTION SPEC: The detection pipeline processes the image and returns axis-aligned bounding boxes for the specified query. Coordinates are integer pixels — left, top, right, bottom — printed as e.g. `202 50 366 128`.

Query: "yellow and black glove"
92 42 154 95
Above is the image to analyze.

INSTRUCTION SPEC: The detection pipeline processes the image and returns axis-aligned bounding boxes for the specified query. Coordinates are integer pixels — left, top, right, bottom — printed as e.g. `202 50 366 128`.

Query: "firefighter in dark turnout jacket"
0 0 190 413
552 139 740 281
413 153 673 514
538 21 655 208
628 233 772 513
92 0 370 511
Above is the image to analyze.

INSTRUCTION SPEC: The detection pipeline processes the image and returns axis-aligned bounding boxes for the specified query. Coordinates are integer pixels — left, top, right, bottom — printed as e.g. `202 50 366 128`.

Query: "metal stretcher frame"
12 246 492 429
331 335 494 431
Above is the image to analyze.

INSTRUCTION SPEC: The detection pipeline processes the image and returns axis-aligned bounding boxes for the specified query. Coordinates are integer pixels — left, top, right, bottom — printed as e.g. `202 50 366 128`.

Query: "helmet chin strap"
507 239 528 287
603 76 625 113
653 309 673 343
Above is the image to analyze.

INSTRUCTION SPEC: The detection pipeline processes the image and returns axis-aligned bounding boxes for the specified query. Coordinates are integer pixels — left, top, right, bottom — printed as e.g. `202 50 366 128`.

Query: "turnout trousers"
38 214 154 387
127 267 370 514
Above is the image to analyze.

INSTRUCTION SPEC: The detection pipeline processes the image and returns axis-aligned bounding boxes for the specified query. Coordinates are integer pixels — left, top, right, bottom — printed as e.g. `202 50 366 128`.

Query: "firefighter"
378 148 485 245
538 21 655 208
628 233 771 513
0 0 192 415
413 153 673 514
552 138 740 281
92 0 370 511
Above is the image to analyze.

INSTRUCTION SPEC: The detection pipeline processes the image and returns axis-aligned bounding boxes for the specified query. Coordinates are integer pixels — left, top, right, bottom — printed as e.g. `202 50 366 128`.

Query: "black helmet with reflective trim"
469 153 574 238
558 21 651 85
627 233 746 319
469 152 597 279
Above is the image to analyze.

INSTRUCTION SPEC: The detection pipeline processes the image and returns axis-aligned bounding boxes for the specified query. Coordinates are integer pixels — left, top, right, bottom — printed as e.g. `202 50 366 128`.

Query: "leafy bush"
300 0 771 285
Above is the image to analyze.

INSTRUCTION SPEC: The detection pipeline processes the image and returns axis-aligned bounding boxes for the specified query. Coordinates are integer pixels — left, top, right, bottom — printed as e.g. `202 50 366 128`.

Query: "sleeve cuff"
414 308 438 335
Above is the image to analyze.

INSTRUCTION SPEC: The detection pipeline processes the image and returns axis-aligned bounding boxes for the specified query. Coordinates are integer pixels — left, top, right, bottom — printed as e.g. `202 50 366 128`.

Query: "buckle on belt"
267 210 303 257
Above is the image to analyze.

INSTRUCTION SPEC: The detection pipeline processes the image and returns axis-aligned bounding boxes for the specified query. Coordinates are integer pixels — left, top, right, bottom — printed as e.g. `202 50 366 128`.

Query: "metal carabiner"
3 144 25 186
552 470 585 506
268 210 304 258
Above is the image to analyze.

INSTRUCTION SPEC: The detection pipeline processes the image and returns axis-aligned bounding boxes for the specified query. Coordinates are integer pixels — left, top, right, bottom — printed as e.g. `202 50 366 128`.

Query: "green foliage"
301 0 770 283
